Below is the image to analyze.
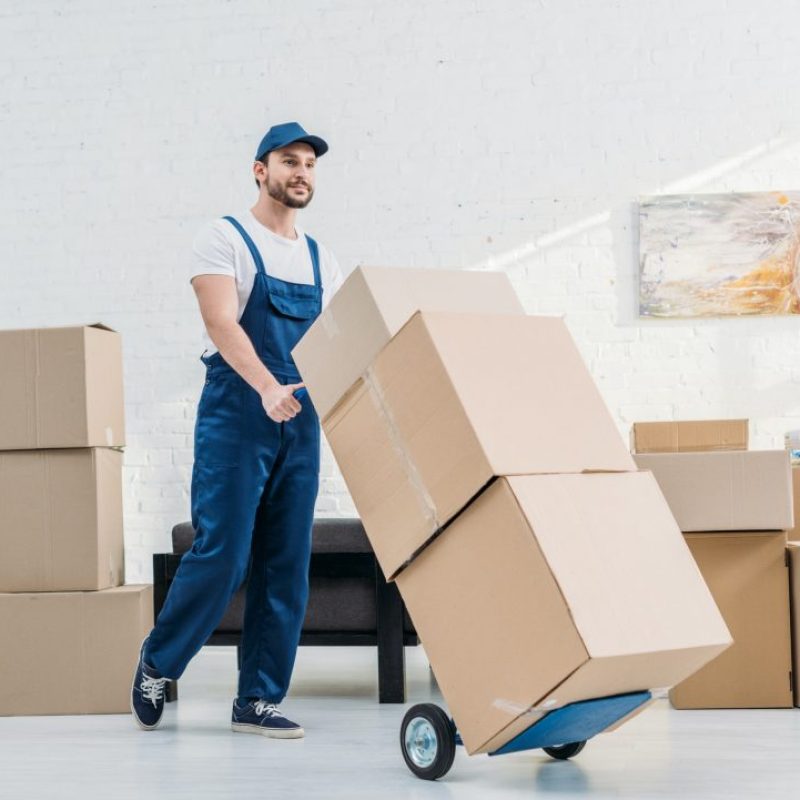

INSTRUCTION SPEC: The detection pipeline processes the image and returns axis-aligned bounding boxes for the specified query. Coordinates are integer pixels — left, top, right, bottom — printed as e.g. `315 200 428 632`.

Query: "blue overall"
145 216 322 703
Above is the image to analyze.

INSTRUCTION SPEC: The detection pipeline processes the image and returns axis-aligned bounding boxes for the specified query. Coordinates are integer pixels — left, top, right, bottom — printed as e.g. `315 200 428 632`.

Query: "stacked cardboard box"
294 267 732 755
788 542 800 707
789 467 800 543
631 419 749 454
0 324 152 716
632 419 794 709
785 463 800 708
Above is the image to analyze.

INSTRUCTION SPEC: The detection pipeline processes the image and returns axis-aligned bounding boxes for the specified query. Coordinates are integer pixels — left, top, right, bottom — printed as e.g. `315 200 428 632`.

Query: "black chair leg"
237 642 243 671
375 563 405 703
165 679 178 703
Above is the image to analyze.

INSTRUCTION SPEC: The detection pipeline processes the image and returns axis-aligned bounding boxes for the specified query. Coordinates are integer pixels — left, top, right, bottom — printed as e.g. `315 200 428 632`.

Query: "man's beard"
266 177 314 209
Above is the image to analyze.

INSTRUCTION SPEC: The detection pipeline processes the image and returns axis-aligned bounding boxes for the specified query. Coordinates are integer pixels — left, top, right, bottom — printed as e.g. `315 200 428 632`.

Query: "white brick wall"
3 0 800 582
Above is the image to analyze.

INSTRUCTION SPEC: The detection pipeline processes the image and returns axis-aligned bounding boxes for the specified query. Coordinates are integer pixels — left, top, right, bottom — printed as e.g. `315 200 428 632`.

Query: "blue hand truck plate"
489 690 652 756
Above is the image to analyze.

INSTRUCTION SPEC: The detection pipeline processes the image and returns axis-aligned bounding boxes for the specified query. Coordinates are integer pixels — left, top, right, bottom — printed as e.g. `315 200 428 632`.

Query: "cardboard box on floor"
630 419 748 454
0 584 152 715
670 532 792 709
396 471 732 755
0 323 125 450
324 311 637 579
633 451 793 532
291 266 524 423
0 448 124 592
788 542 800 708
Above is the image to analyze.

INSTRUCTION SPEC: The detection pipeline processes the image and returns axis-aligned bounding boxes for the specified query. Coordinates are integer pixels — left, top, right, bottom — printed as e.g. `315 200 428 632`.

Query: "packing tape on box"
364 365 440 532
493 698 559 716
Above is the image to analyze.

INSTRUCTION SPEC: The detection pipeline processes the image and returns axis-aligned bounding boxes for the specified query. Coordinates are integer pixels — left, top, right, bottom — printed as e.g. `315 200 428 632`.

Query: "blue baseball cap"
254 122 329 161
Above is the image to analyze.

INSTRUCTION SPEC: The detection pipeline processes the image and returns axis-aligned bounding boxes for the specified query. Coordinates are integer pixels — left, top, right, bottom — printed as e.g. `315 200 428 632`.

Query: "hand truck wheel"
400 703 457 780
543 740 587 760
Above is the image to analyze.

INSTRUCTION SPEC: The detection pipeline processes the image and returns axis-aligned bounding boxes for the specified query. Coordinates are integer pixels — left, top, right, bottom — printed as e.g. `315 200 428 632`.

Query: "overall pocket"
194 372 244 468
267 290 320 320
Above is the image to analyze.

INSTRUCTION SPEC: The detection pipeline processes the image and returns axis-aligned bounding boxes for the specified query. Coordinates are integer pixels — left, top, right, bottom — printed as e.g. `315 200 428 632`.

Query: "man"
131 122 343 738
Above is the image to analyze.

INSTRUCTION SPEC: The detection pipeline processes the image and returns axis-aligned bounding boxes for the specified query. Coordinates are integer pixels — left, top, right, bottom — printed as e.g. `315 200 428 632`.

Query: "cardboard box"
633 450 793 532
631 419 748 454
395 472 732 754
292 266 524 422
325 311 637 580
670 532 792 709
788 542 800 707
0 584 152 715
0 323 125 450
789 467 800 540
0 448 124 592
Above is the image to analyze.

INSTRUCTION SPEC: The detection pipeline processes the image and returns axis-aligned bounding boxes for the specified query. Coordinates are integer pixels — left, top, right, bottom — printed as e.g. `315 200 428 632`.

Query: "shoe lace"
254 701 284 718
140 674 168 708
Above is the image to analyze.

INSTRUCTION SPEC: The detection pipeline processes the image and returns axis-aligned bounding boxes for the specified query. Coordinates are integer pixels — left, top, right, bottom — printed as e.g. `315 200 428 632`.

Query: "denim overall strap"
222 216 266 276
211 219 321 378
304 234 322 291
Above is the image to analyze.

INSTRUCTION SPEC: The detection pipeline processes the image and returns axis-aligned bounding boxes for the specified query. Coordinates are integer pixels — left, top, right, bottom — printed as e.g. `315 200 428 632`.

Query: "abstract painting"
639 191 800 317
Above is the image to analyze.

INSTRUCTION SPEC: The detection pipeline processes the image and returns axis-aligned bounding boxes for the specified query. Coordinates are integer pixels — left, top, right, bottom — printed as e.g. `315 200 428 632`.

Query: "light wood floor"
1 645 799 799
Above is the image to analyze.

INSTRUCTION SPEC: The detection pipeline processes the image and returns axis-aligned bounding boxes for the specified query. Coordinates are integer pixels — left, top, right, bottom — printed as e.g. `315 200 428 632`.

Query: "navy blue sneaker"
130 637 168 730
231 699 304 739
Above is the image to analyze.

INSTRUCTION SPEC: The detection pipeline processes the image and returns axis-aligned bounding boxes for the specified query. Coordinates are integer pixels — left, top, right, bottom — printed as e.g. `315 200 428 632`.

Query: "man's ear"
253 159 267 188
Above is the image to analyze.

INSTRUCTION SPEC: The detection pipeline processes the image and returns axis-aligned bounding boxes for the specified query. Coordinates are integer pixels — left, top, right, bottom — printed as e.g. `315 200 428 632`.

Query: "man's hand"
261 382 305 423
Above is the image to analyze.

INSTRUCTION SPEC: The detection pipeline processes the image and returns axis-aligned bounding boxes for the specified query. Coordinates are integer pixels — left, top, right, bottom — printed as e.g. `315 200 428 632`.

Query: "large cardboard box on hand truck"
323 311 636 579
396 471 732 755
291 266 524 423
0 323 125 450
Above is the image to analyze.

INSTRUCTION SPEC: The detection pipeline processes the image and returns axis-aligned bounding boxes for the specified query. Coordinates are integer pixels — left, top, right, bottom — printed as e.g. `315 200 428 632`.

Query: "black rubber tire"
400 703 457 780
543 740 587 760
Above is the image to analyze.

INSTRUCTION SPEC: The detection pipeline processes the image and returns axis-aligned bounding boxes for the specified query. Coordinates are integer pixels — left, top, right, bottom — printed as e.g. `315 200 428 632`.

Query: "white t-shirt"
190 210 344 355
